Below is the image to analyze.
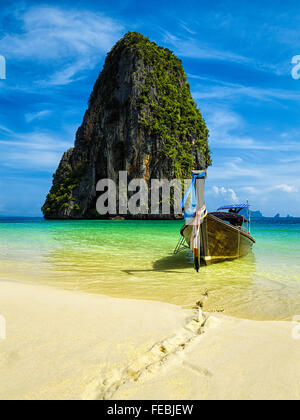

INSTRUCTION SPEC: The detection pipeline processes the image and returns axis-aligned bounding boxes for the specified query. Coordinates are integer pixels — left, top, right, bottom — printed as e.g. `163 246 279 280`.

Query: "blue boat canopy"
217 204 250 211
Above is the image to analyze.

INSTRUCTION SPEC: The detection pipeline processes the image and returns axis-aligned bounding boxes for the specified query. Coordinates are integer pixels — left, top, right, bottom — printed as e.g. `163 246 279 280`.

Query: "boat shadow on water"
153 250 257 272
153 251 196 271
122 251 192 275
123 250 256 276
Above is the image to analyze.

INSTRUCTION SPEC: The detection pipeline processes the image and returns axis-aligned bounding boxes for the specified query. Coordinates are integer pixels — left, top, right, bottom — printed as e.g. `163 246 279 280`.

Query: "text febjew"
107 404 194 417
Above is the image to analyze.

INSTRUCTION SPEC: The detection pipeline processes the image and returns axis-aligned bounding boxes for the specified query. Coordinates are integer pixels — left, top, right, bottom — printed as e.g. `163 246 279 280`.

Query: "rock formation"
42 32 211 219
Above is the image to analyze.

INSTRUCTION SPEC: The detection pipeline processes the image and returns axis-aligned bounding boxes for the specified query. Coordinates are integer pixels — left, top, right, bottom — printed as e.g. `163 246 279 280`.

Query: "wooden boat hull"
181 213 256 265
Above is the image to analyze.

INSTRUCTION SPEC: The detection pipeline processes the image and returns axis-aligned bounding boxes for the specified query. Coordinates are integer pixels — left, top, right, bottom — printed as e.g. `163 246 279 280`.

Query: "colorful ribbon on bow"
181 171 207 272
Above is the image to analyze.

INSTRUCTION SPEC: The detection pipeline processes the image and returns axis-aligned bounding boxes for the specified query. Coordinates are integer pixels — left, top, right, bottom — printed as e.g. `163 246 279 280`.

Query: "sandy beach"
0 279 299 400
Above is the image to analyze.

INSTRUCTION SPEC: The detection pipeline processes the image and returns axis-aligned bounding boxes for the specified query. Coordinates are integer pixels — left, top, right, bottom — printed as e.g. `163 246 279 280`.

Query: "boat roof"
217 204 249 211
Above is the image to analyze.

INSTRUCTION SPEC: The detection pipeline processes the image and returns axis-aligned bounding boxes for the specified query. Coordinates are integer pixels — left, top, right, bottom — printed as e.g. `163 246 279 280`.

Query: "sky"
0 0 299 217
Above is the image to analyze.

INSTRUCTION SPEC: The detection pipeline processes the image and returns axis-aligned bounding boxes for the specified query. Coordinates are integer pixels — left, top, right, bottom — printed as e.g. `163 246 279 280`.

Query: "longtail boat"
175 171 256 271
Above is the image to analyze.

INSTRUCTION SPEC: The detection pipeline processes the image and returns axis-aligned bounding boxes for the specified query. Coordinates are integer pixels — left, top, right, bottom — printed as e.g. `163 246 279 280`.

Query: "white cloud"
203 108 262 150
273 184 299 193
213 186 238 202
201 106 300 152
192 81 300 103
0 6 124 85
4 150 63 169
0 129 73 170
178 21 197 35
206 156 300 216
163 28 286 75
241 186 259 194
0 125 13 134
163 31 250 64
25 110 52 122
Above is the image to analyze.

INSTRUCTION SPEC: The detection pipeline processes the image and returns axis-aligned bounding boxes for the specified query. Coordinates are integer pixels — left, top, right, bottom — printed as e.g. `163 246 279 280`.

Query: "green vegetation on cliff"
42 32 211 219
42 156 85 216
109 32 211 178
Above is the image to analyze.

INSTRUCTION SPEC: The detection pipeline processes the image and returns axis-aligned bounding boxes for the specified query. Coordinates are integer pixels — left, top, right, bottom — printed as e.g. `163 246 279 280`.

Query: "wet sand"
0 279 299 400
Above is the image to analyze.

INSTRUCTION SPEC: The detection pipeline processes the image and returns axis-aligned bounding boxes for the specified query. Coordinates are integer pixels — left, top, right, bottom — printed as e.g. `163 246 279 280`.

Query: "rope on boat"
173 236 189 255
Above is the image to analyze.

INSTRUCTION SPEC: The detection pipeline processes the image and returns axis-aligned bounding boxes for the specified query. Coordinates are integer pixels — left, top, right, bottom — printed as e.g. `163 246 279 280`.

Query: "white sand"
0 279 299 400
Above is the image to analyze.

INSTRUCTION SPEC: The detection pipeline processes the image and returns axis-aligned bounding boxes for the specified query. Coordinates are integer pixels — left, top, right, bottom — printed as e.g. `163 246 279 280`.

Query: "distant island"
274 213 295 219
251 210 294 220
251 210 263 218
242 209 297 219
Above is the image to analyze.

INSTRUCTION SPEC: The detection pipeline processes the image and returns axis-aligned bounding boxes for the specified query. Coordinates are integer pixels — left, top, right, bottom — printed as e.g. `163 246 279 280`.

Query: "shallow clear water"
0 217 299 321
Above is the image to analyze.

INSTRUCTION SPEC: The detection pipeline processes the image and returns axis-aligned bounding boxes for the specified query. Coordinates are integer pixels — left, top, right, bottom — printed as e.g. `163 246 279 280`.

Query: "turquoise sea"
0 217 299 321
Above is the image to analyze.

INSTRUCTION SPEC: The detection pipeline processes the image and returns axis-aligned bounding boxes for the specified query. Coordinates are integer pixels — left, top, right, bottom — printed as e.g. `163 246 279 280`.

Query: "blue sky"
0 0 299 216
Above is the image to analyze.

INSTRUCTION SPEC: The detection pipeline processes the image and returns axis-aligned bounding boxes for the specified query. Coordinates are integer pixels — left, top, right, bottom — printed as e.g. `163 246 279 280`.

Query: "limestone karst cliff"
42 32 211 219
